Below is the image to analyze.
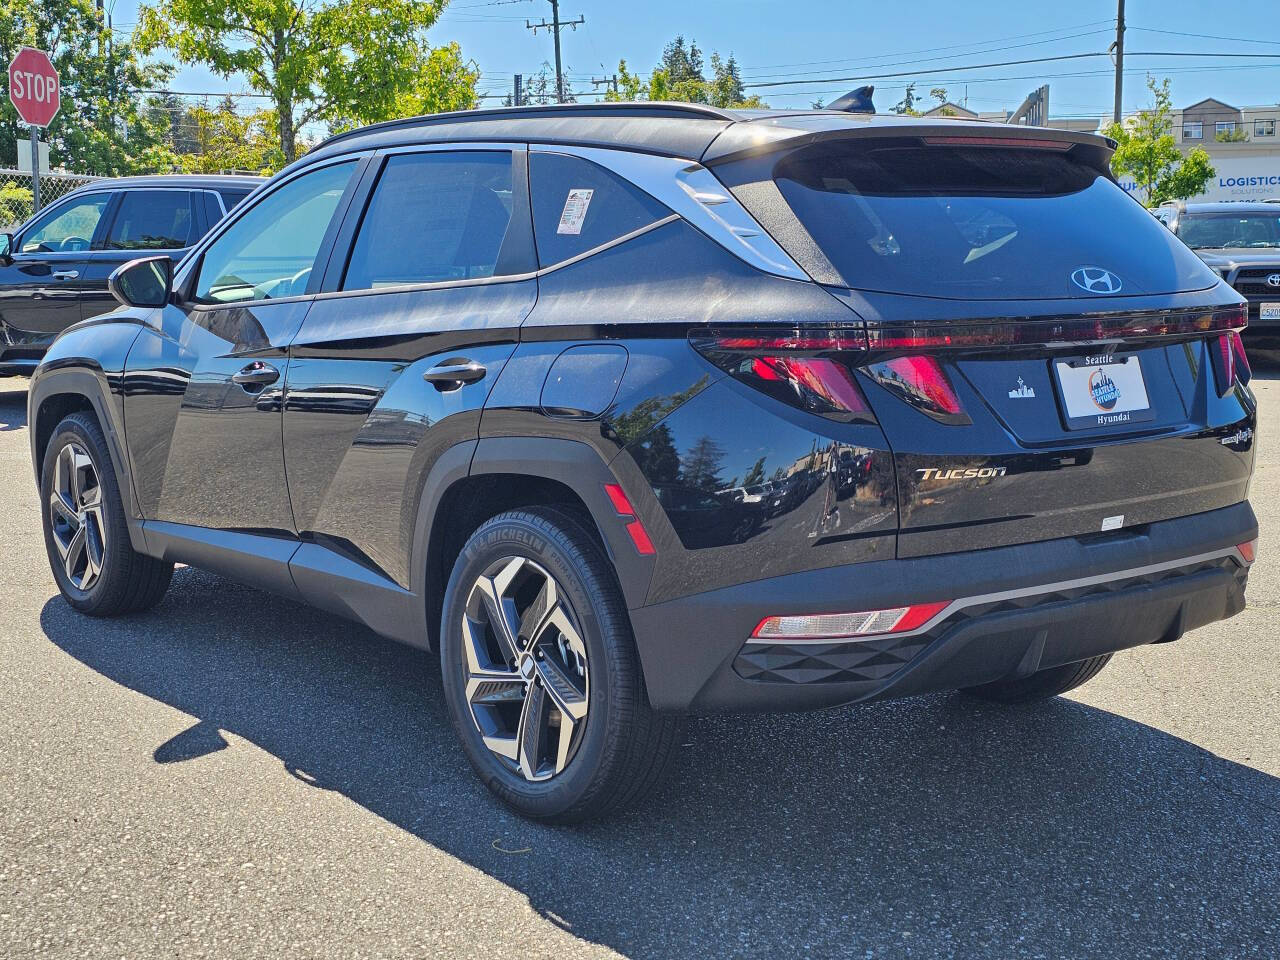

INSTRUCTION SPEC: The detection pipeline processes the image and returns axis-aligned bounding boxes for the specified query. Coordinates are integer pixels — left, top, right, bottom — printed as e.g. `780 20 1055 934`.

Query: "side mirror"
0 233 12 261
109 256 172 309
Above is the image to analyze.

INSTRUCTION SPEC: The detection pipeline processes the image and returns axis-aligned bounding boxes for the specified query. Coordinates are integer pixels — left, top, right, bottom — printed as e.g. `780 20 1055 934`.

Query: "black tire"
40 412 173 616
962 654 1113 704
439 506 681 823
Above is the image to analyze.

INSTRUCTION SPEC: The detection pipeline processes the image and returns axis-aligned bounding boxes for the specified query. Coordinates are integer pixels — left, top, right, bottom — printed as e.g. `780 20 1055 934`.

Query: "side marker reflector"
603 483 656 556
1237 540 1256 564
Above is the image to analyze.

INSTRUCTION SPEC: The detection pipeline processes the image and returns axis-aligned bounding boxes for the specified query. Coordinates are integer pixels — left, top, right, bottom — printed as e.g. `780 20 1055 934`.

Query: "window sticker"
557 188 594 235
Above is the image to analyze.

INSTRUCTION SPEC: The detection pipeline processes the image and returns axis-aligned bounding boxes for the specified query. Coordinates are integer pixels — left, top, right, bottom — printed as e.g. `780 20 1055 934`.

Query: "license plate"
1054 355 1154 429
1260 302 1280 320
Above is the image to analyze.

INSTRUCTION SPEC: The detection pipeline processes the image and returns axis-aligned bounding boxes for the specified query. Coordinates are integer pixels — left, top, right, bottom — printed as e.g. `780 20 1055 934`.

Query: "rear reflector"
603 483 656 556
1237 540 1256 564
751 600 951 641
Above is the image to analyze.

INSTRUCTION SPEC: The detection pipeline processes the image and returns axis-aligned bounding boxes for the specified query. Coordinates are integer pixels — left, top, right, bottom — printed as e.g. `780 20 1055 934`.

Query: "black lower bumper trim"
630 501 1256 714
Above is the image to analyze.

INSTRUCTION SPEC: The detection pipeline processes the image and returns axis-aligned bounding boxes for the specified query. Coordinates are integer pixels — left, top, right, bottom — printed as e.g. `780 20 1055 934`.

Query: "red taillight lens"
1212 332 1240 397
863 355 970 425
1232 330 1251 385
1237 539 1256 564
691 329 875 424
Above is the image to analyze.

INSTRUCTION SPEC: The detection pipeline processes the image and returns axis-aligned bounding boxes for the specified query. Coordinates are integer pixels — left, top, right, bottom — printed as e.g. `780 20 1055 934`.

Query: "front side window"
20 193 110 253
1183 122 1203 141
1255 119 1275 138
106 190 195 250
343 151 514 290
194 161 355 304
529 151 670 267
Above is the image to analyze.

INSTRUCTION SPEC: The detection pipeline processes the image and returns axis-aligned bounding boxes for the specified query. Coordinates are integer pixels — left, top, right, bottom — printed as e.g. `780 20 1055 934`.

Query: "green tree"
1104 76 1215 207
605 37 765 109
0 0 176 174
891 83 921 116
176 98 283 174
135 0 479 164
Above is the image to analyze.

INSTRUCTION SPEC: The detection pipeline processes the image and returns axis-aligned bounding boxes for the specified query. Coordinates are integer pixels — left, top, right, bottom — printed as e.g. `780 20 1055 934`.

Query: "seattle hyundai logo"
1071 267 1123 294
1267 273 1280 288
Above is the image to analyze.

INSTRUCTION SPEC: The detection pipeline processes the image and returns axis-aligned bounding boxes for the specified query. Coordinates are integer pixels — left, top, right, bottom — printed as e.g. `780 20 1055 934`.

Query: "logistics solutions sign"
1119 154 1280 202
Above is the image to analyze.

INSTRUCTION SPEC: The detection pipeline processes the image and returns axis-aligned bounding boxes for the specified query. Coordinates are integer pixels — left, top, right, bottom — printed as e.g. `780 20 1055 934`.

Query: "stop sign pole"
8 47 61 213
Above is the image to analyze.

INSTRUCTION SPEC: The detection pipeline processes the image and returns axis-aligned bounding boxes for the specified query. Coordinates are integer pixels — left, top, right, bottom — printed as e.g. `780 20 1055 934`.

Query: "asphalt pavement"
0 373 1276 959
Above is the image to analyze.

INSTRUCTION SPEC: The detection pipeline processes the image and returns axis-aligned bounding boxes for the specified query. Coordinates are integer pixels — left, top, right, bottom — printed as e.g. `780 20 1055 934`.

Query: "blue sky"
104 0 1280 120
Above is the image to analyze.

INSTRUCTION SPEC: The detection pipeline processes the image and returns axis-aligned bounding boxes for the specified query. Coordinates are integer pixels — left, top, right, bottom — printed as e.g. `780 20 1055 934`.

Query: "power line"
743 50 1280 90
1130 25 1280 47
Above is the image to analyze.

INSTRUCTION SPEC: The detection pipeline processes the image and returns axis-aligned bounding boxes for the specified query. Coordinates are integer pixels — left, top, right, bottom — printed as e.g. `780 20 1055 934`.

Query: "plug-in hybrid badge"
1070 266 1122 294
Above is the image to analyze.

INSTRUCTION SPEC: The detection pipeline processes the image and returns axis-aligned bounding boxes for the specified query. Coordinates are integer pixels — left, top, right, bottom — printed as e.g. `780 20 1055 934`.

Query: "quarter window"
1183 122 1203 141
20 193 110 253
105 190 195 250
342 151 514 290
194 161 356 305
529 151 669 267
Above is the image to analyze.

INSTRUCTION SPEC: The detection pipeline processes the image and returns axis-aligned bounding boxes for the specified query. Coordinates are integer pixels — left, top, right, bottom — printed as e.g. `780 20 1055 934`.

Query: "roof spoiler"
825 86 875 114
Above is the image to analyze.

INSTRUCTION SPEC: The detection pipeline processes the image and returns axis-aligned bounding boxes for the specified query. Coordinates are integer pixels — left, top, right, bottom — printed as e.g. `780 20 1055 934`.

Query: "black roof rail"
310 101 741 155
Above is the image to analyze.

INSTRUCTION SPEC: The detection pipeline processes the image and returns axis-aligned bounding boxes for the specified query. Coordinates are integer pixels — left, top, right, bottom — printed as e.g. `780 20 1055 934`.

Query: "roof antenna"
826 85 875 114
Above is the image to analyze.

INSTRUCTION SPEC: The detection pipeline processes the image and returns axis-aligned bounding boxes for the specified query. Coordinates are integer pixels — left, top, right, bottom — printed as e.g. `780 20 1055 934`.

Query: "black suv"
0 174 262 375
29 105 1257 821
1157 200 1280 360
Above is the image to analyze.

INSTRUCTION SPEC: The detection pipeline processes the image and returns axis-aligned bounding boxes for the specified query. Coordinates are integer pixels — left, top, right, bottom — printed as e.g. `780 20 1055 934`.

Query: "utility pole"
526 0 584 103
513 74 523 107
591 75 619 97
1112 0 1125 124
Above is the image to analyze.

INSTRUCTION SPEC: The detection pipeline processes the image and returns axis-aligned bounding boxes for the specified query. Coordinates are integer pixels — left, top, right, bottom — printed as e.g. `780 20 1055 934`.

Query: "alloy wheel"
48 441 107 592
460 556 590 781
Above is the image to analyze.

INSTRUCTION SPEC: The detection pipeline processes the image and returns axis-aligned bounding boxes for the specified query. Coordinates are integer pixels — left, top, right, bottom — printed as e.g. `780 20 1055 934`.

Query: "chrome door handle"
52 270 79 280
423 359 486 391
232 361 280 390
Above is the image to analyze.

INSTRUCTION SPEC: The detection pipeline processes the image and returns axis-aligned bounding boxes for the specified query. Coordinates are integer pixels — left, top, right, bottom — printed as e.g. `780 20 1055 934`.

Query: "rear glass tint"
530 152 669 267
768 139 1217 299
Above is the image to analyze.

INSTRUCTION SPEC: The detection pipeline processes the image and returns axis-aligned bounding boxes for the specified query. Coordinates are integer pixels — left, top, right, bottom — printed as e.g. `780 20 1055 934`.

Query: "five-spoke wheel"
461 556 590 781
441 507 681 822
48 440 107 592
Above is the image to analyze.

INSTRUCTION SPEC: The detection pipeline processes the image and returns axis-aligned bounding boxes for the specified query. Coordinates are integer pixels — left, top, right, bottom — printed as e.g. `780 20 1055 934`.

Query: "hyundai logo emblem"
1267 273 1280 288
1070 267 1123 294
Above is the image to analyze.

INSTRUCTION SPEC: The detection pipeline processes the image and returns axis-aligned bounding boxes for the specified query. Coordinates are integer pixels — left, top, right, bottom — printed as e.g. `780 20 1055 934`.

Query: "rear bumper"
630 501 1256 714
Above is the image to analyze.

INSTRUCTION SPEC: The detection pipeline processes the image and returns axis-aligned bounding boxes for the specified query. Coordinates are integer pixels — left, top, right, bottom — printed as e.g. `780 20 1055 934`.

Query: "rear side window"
343 151 514 290
219 190 252 212
106 190 195 250
760 139 1217 299
529 152 669 267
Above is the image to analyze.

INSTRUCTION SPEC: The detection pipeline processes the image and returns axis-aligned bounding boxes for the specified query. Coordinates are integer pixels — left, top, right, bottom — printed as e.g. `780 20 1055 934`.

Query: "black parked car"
0 174 262 375
28 104 1257 821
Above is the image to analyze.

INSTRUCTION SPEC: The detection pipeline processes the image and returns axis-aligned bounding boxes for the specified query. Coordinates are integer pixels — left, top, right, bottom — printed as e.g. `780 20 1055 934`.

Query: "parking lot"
0 372 1275 959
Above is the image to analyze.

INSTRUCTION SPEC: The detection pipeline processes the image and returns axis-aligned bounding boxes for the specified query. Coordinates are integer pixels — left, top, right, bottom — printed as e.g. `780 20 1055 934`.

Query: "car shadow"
39 569 1279 958
0 378 28 431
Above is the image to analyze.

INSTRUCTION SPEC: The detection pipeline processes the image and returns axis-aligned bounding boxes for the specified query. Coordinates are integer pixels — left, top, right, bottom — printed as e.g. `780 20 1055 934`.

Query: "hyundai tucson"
28 104 1257 821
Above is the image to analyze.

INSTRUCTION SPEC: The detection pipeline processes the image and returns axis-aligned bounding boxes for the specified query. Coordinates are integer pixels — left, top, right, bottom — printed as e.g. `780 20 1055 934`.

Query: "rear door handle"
423 358 486 391
232 361 280 390
52 270 79 280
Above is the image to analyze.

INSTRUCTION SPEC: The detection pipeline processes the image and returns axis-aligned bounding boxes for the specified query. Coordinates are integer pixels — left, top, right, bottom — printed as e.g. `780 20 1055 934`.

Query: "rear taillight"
863 356 970 425
691 329 875 424
1211 328 1251 396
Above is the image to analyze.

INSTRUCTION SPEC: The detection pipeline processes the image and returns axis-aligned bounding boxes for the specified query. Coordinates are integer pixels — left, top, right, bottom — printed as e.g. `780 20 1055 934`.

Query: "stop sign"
9 46 59 128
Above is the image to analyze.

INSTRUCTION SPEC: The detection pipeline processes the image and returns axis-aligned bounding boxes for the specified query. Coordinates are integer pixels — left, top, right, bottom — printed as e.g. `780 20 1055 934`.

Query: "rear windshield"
1176 212 1280 249
768 139 1216 299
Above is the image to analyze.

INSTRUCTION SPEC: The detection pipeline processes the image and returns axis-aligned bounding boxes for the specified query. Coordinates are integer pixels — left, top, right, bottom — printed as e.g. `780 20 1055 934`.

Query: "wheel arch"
412 436 655 650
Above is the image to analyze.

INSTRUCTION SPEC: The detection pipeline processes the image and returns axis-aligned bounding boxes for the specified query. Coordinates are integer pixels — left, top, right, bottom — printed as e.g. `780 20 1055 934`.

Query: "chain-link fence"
0 170 101 231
